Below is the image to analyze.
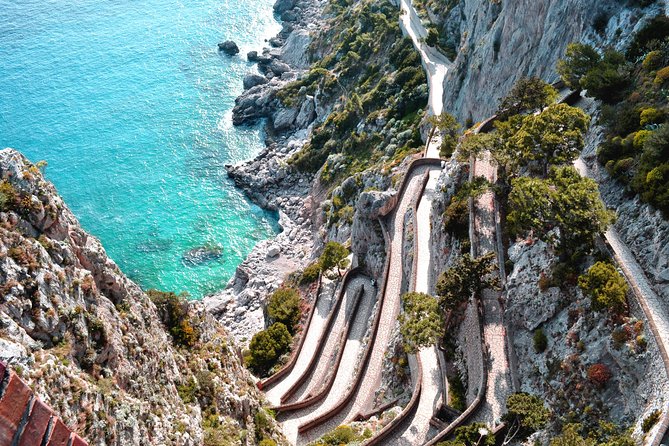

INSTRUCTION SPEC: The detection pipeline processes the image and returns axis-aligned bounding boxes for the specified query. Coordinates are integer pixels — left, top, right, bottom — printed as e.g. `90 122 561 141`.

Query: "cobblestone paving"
472 154 512 425
394 168 443 445
278 276 372 445
265 283 334 406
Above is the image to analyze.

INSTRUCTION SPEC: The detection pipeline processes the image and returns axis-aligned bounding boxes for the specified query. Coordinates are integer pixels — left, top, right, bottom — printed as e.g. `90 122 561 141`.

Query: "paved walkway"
278 277 373 445
472 154 512 425
575 158 669 446
399 0 451 120
265 283 334 406
394 168 444 444
350 165 434 418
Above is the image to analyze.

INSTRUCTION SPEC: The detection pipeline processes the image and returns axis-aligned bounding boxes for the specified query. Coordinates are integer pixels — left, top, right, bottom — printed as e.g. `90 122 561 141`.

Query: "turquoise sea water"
0 0 282 298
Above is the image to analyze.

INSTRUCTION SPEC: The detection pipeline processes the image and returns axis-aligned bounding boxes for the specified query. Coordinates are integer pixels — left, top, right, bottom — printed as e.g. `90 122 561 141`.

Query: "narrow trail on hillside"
271 275 373 445
264 283 335 407
575 157 669 446
471 154 512 425
390 168 444 445
399 0 451 120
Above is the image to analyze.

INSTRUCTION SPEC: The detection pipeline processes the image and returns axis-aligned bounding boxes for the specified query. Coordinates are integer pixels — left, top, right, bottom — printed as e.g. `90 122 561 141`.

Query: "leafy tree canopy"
247 322 292 376
436 252 499 311
578 261 629 313
399 292 442 352
508 167 613 256
320 241 350 276
497 77 558 121
503 393 550 442
267 288 301 333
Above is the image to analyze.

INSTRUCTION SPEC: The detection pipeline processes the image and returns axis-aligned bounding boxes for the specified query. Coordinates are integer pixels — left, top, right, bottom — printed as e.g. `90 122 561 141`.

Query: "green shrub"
300 262 321 285
443 197 469 239
448 372 466 411
247 323 292 376
654 66 669 85
627 15 669 60
148 290 199 348
259 440 277 446
634 130 653 149
319 241 350 276
640 108 665 127
496 77 558 120
578 262 629 314
643 50 663 71
267 288 301 333
0 181 19 212
533 328 548 353
316 426 356 445
425 28 439 47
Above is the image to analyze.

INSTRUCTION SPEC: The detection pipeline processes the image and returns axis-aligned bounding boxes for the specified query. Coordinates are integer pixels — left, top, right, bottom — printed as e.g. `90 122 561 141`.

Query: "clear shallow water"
0 0 282 298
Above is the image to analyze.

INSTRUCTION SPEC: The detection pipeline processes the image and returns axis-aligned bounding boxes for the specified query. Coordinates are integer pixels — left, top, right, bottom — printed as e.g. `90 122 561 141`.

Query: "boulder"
268 37 283 48
247 51 259 62
272 107 299 131
243 74 269 90
281 10 299 22
295 96 316 129
273 0 296 14
267 245 281 258
269 59 291 76
218 40 239 56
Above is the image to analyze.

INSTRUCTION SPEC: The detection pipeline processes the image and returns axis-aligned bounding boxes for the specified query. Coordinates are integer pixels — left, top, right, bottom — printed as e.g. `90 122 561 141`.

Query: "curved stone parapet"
259 275 324 391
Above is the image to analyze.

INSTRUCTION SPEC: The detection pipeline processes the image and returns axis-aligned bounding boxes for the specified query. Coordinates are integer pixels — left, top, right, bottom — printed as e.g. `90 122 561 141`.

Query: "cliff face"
0 149 282 445
437 0 663 121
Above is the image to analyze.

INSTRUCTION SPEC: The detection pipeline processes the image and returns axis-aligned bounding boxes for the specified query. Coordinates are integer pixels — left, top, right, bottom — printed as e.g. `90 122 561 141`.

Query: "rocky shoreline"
203 0 328 344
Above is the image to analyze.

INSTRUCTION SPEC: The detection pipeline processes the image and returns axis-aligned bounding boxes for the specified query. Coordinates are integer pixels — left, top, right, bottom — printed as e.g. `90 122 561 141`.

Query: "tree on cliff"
508 166 613 256
558 43 629 103
460 104 590 180
557 43 601 89
267 288 301 333
247 322 292 376
496 77 558 121
319 241 350 277
428 112 461 158
509 103 590 177
399 292 442 352
436 252 499 311
501 393 550 445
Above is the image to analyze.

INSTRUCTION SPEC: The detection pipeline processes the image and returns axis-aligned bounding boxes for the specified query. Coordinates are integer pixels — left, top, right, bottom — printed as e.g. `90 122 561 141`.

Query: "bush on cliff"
319 241 350 277
578 261 628 314
247 322 292 376
148 289 199 348
267 288 301 333
508 167 613 257
399 292 442 352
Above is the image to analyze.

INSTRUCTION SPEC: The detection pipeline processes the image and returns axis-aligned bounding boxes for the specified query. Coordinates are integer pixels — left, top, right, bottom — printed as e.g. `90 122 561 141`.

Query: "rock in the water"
267 244 281 258
247 50 259 62
218 40 239 56
268 37 283 48
182 246 223 266
243 73 269 90
273 0 296 14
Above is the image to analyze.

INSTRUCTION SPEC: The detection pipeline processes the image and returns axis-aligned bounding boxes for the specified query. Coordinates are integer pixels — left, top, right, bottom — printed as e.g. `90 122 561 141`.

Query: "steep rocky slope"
429 0 664 122
0 149 284 446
